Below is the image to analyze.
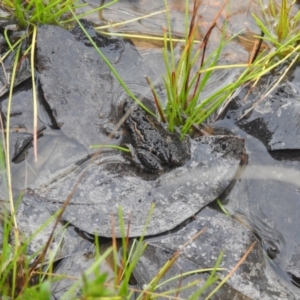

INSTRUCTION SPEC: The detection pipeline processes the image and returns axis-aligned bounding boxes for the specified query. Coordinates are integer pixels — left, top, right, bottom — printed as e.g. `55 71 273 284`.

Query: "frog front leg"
125 144 164 174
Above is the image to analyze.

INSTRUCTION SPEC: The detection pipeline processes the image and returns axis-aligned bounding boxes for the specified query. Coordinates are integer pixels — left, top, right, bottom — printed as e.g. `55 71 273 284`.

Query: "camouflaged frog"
123 102 191 173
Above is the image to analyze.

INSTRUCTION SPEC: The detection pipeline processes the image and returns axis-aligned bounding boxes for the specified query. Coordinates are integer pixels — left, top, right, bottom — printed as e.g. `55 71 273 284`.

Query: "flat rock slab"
28 136 245 237
223 81 300 151
16 194 72 259
240 84 300 151
133 207 294 299
36 22 153 150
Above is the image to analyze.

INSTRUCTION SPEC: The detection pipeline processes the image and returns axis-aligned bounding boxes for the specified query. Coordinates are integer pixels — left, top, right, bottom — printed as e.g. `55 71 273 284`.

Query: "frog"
122 102 191 173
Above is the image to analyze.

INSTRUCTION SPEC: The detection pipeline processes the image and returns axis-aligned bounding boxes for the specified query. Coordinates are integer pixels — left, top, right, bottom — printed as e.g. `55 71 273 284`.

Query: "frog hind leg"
125 144 164 174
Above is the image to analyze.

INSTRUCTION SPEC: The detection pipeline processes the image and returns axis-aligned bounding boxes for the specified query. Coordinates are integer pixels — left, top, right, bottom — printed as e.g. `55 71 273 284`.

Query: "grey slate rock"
133 207 295 299
31 136 245 237
36 23 153 150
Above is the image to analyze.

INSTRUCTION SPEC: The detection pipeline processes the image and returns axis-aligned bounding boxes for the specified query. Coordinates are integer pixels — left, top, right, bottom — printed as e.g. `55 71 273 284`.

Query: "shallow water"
215 78 300 292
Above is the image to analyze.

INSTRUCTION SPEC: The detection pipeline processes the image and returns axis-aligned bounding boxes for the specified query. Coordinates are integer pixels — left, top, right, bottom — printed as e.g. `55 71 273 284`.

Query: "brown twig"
110 213 122 286
192 0 228 100
249 31 264 65
184 0 201 98
175 271 184 298
115 211 132 285
146 227 207 296
12 125 46 163
125 212 131 256
145 76 166 122
205 240 257 299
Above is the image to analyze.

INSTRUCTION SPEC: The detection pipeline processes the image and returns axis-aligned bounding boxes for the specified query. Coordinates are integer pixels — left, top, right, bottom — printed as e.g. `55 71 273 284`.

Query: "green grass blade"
4 30 13 51
163 0 175 70
89 144 130 152
31 25 38 161
276 0 289 42
192 251 224 299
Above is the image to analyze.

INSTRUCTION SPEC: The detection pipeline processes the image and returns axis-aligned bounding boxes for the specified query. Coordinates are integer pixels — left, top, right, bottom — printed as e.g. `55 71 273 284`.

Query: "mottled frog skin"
123 103 191 173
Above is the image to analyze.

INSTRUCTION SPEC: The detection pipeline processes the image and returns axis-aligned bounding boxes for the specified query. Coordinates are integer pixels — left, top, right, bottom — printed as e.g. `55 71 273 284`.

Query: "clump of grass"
137 228 224 300
227 0 300 118
145 0 239 138
89 0 268 139
144 0 300 138
253 0 300 56
2 0 76 28
1 0 117 29
90 0 298 138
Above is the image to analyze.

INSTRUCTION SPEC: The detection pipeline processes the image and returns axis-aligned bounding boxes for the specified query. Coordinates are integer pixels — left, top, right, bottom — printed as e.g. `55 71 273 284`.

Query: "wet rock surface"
0 82 89 191
222 81 300 151
28 135 244 237
36 22 153 150
133 207 295 299
134 208 294 299
218 140 300 292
